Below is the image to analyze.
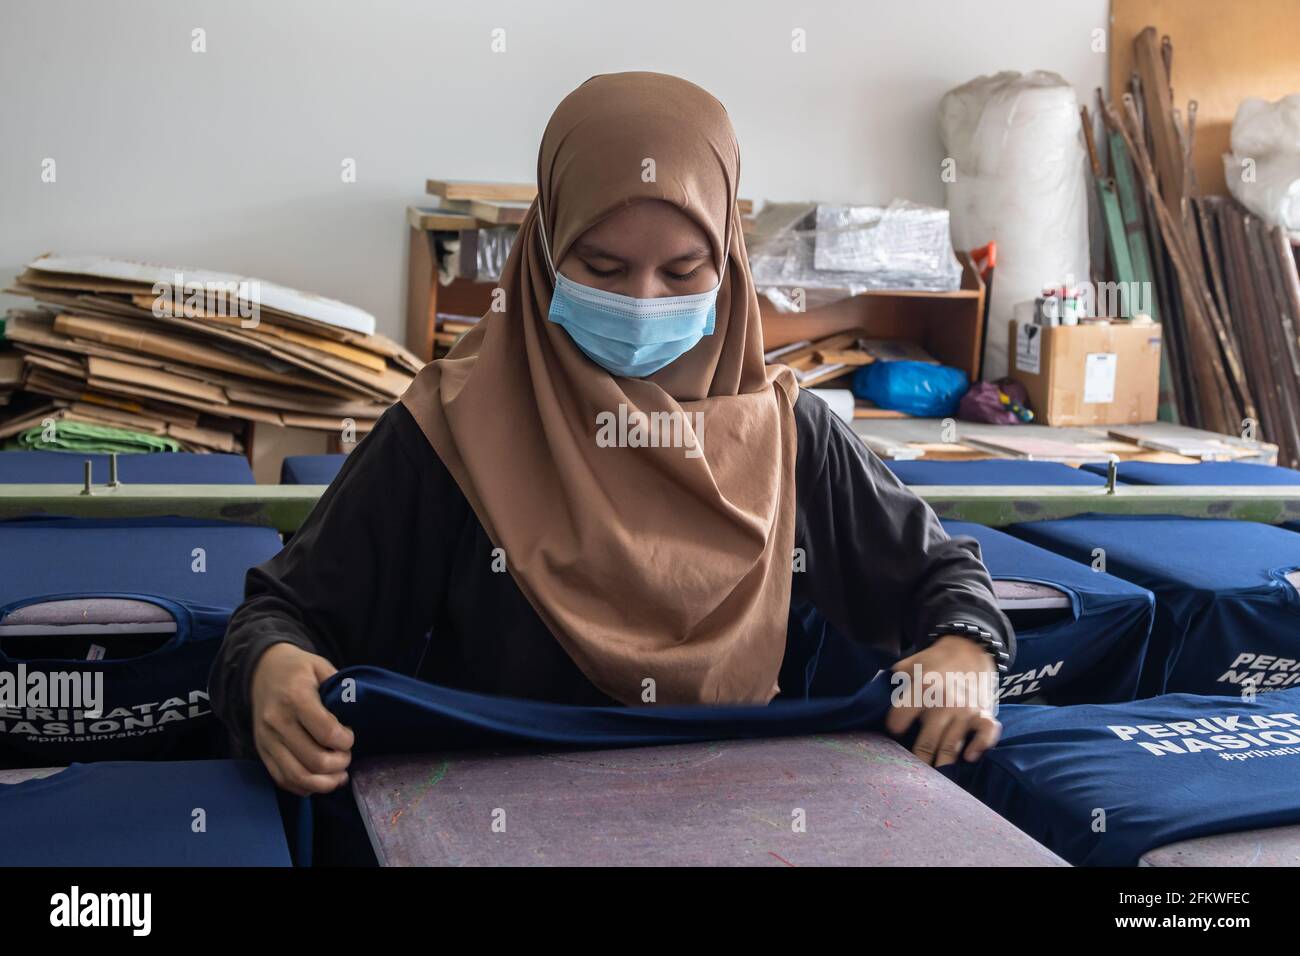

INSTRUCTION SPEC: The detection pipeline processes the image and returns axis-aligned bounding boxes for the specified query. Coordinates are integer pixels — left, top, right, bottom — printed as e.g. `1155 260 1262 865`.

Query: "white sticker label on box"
1084 352 1117 403
1015 324 1042 375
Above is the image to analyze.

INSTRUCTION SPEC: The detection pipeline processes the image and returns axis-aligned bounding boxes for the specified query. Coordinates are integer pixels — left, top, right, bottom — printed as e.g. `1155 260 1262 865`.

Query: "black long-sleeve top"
210 390 1013 752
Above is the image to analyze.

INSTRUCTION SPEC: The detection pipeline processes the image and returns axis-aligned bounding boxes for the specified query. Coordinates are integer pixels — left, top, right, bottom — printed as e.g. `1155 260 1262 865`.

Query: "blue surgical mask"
539 210 723 378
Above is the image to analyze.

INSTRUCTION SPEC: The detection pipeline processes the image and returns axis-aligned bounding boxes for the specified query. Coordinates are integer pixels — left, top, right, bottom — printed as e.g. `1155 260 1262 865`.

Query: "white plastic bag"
1224 94 1300 235
939 71 1091 381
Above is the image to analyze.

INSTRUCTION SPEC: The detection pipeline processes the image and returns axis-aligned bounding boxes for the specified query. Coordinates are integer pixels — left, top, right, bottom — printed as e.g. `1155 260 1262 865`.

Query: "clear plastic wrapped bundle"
747 200 963 312
473 227 517 282
1225 94 1300 235
439 227 519 285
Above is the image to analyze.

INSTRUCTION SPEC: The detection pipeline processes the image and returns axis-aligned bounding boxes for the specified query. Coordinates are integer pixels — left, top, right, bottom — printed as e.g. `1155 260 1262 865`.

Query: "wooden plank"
1097 178 1136 313
772 331 863 386
423 181 753 216
962 435 1112 463
405 226 438 361
1242 210 1300 465
852 402 909 420
1110 0 1300 197
426 180 536 203
406 205 479 232
469 200 530 225
1253 219 1300 471
1135 114 1195 423
1111 94 1236 432
1132 27 1184 222
440 199 532 226
1105 114 1177 420
1211 201 1282 449
1107 421 1274 459
350 734 1066 867
1113 31 1259 430
812 348 872 366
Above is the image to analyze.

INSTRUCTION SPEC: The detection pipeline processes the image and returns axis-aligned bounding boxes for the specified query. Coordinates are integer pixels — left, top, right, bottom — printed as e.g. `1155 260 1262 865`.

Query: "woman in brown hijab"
213 72 1013 797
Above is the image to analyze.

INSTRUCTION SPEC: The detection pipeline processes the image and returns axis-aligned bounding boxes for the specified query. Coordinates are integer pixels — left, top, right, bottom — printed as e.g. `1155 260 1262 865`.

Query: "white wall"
0 0 1109 340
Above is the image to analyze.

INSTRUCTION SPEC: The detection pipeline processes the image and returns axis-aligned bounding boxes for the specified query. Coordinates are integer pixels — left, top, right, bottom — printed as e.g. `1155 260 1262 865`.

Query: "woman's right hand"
250 642 355 796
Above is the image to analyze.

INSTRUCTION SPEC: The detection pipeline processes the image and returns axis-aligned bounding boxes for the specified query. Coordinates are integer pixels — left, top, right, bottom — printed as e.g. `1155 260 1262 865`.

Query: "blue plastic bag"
851 360 969 417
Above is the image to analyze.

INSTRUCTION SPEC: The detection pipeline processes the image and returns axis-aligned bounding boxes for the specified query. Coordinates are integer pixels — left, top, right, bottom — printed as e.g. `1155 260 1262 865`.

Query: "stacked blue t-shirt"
1011 515 1300 697
0 760 291 866
944 686 1300 865
0 450 254 484
791 521 1154 705
886 458 1106 486
950 521 1153 703
0 517 283 763
1080 460 1300 487
279 454 346 485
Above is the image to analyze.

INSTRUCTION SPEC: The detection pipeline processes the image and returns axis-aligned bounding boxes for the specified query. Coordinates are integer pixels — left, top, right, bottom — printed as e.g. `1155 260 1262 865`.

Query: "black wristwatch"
927 620 1010 675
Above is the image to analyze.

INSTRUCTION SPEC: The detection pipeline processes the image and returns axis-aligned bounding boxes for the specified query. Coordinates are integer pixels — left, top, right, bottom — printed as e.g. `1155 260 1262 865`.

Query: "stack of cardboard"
2 255 422 453
0 340 21 409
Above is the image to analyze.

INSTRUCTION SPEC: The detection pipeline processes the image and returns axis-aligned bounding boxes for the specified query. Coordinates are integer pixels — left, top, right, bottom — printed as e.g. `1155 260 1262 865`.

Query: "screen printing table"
0 767 62 784
1140 826 1300 867
350 732 1067 867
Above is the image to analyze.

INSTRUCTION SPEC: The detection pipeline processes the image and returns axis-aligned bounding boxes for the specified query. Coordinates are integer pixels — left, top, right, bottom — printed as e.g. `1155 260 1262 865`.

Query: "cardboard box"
1009 321 1162 426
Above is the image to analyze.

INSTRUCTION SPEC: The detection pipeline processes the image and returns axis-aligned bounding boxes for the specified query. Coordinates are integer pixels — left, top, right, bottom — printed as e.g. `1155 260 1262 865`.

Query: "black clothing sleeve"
789 390 1014 663
209 405 460 753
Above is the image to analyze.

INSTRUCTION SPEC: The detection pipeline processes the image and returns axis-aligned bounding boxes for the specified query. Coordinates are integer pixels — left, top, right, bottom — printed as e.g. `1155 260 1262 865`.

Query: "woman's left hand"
885 635 1002 768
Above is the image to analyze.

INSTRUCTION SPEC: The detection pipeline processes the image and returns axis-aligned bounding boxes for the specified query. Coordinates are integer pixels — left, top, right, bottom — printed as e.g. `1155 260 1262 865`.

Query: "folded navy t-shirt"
0 759 291 866
1010 515 1300 697
0 517 284 764
0 450 255 485
1080 460 1300 486
887 459 1106 487
942 686 1300 865
321 665 899 756
279 454 346 486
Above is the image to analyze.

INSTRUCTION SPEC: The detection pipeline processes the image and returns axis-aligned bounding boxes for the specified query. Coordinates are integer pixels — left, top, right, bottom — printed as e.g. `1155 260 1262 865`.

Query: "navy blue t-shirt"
944 686 1300 865
0 518 283 764
0 450 254 484
1011 515 1300 697
887 459 1105 487
279 454 346 485
1080 460 1300 486
0 759 290 866
321 665 899 756
792 521 1154 705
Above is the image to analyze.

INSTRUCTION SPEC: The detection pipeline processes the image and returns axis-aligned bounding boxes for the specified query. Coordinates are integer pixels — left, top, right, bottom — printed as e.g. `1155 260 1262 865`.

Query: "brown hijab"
401 71 798 705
